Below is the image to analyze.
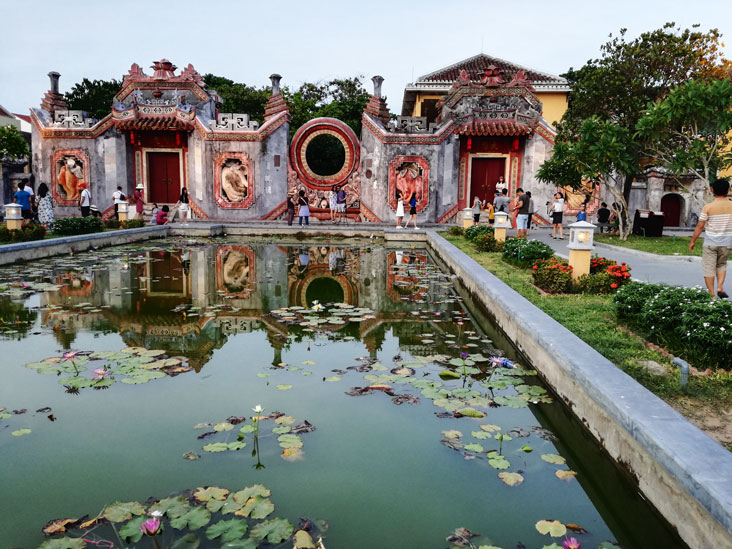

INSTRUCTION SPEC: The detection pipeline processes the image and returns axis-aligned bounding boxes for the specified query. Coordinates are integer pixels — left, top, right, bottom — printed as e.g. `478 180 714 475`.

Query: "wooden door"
661 194 682 226
148 152 181 203
470 158 506 205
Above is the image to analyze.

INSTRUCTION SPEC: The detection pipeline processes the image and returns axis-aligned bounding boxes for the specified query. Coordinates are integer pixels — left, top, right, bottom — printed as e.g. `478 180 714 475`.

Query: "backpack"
498 203 506 212
119 193 126 201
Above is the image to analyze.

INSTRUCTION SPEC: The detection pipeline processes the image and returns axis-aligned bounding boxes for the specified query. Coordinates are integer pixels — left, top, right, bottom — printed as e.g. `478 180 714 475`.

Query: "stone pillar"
48 72 61 93
270 74 282 96
371 75 384 98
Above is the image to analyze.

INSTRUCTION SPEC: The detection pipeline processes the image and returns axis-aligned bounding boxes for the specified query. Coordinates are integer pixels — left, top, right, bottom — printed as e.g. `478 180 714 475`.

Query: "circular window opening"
305 134 345 177
306 277 344 306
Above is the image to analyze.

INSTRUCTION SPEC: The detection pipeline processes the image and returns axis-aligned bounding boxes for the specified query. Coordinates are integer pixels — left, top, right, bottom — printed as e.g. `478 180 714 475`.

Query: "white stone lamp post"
568 220 596 280
462 207 474 229
493 211 510 242
4 204 23 230
118 201 129 222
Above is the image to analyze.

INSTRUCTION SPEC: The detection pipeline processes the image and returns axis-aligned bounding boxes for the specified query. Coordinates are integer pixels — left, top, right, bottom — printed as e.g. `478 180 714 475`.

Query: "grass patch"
444 234 732 418
595 234 701 256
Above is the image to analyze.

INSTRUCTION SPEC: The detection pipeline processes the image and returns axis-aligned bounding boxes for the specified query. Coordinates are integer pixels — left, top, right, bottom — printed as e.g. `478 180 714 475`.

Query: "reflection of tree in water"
0 297 38 338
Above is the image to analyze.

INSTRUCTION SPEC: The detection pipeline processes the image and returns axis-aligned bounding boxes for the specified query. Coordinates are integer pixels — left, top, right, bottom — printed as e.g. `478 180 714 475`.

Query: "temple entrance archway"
147 151 182 203
469 156 506 205
661 193 683 226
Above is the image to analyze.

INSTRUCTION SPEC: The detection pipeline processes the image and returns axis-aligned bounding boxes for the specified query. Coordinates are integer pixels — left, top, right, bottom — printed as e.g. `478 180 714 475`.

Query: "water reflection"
33 242 459 371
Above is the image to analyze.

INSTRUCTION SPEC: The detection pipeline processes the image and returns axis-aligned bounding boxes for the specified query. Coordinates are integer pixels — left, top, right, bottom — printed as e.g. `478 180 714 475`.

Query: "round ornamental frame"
290 118 360 189
388 155 430 213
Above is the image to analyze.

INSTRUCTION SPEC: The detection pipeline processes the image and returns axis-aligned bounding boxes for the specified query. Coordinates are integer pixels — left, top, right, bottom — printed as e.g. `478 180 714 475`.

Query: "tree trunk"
605 178 632 240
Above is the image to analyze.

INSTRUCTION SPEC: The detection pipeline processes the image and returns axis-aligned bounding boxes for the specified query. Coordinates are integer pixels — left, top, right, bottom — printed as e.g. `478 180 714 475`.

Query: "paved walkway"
524 226 707 289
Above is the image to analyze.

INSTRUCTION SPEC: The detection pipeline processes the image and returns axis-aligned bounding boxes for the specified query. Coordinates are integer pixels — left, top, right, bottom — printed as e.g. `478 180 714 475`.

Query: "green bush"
447 225 465 237
52 216 105 236
502 238 554 268
104 219 146 230
531 257 573 293
465 224 494 242
574 272 615 294
0 224 46 243
476 233 503 252
613 282 732 369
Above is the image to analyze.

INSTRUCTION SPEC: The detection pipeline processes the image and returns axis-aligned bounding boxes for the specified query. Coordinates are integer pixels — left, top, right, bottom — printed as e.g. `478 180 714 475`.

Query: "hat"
78 183 87 188
90 205 99 212
136 184 144 190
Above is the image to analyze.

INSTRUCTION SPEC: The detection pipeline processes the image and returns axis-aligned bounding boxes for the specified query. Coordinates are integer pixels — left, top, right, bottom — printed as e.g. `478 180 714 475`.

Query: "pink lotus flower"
563 537 581 549
92 369 109 380
63 351 79 360
140 517 161 536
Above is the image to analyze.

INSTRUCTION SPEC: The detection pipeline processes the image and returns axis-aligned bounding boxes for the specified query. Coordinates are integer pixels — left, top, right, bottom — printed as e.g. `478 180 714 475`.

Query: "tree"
538 117 638 239
557 23 731 204
202 74 270 123
65 78 122 120
636 78 732 202
0 125 29 159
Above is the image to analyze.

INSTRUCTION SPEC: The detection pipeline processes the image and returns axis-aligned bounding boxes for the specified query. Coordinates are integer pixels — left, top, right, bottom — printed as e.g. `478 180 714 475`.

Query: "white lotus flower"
252 405 263 414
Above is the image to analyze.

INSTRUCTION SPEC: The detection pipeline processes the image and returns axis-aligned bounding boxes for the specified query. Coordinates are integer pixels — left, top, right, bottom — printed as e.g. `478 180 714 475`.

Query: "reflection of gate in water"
146 251 188 296
386 250 428 303
287 246 360 306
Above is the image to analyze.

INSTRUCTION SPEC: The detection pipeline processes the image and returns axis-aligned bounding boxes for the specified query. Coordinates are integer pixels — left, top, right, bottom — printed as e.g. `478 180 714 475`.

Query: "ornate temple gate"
147 151 182 203
469 156 506 205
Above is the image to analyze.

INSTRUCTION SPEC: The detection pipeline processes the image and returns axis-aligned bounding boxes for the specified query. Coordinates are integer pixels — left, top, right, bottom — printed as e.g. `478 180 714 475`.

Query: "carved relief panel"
51 149 90 206
213 152 255 209
388 156 430 213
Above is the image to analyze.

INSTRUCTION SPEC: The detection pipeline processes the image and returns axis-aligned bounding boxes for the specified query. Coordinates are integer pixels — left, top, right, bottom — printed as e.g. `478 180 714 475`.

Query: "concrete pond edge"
426 229 732 547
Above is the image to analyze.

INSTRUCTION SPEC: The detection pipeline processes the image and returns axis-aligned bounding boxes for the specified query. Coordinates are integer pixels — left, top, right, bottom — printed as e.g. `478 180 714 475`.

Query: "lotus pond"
0 238 685 548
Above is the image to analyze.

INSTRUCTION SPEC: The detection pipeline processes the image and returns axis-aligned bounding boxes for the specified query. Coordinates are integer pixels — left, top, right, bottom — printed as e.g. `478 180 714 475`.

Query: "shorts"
516 214 529 230
409 206 417 215
336 203 346 213
473 214 480 222
552 212 563 224
21 209 32 220
702 245 730 277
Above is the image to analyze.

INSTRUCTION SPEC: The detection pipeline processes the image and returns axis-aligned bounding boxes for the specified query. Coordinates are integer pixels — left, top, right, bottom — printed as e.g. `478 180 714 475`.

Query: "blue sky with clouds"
1 0 730 115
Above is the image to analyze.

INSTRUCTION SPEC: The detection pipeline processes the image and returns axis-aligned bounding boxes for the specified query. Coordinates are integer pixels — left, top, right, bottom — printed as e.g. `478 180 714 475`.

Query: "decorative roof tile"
417 53 566 86
454 119 533 137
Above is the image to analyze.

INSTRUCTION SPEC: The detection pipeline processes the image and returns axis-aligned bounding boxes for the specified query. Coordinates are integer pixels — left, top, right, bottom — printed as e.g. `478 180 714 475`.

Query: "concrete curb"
426 230 732 547
594 241 702 263
0 225 169 265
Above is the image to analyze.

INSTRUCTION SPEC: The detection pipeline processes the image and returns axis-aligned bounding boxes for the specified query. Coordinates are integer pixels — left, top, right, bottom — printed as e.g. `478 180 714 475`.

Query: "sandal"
718 291 729 299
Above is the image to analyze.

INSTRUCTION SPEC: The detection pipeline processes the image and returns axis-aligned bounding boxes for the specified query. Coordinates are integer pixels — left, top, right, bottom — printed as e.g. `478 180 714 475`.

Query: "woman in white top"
329 186 337 223
395 189 405 228
495 176 507 193
551 192 565 239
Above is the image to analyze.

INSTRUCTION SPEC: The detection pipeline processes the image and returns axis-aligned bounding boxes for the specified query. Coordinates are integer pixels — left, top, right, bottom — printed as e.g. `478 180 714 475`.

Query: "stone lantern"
568 220 596 280
4 204 23 230
118 201 129 222
462 208 474 229
493 211 510 242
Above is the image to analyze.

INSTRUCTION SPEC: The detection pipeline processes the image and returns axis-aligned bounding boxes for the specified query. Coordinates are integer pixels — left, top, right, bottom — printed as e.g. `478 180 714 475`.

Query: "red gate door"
148 152 181 203
470 158 506 205
661 194 682 226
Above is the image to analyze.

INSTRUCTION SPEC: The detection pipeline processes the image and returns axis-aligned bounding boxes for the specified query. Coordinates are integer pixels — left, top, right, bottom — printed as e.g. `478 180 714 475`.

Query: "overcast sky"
1 0 730 116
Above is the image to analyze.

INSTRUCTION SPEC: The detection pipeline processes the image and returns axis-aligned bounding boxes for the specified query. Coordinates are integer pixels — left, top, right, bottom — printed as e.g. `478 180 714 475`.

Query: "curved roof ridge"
416 53 567 84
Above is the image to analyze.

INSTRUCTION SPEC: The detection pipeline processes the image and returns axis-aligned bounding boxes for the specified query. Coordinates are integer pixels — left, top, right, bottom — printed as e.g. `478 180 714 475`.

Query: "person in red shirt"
155 205 169 225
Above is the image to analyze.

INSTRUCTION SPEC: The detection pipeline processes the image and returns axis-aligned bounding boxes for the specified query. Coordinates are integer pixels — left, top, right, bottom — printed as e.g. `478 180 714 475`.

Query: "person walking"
13 182 32 226
472 196 483 225
526 191 535 232
286 193 296 226
395 189 405 228
404 192 419 229
329 185 337 223
78 183 91 217
689 178 732 298
551 192 565 239
112 186 125 220
177 187 190 223
131 184 144 221
336 185 347 223
298 190 310 226
576 203 588 222
486 199 495 225
37 183 55 229
514 188 530 238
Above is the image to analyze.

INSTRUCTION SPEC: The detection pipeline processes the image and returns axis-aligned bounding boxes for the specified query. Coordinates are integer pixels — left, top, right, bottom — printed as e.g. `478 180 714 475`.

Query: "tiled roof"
114 115 193 131
454 119 534 137
417 53 566 85
13 113 32 123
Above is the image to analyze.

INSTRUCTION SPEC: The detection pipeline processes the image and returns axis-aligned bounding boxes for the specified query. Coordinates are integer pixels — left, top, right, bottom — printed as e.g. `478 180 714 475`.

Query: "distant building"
0 103 32 205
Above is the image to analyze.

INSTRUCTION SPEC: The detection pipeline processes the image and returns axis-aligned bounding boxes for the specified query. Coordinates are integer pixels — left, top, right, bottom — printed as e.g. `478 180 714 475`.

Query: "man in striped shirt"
689 178 732 298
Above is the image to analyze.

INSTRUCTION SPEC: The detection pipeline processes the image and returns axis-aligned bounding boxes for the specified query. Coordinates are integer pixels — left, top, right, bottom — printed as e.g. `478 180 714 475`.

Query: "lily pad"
206 518 248 542
103 501 146 523
250 517 294 543
442 430 463 439
487 454 510 469
276 384 293 391
456 407 486 418
214 422 235 432
438 370 461 380
235 495 275 519
37 538 86 549
278 434 303 449
479 424 501 432
471 430 493 440
11 428 31 436
464 443 484 453
203 442 231 453
170 506 212 530
232 485 271 503
149 496 190 518
324 376 341 382
498 472 524 486
119 516 146 542
294 529 317 548
541 453 566 465
272 426 291 434
493 395 529 408
535 519 567 537
194 486 230 502
171 533 202 548
555 469 578 481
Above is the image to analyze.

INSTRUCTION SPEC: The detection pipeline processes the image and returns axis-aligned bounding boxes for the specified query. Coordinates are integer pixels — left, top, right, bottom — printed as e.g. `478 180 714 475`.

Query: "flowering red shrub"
532 257 573 294
590 256 616 273
606 263 632 289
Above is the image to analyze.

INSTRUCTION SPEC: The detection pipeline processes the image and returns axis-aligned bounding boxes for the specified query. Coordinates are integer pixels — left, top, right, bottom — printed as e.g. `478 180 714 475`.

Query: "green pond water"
0 238 684 548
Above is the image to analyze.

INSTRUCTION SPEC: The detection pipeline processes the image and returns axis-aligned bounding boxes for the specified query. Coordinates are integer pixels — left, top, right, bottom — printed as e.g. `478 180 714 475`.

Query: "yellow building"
401 54 570 129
